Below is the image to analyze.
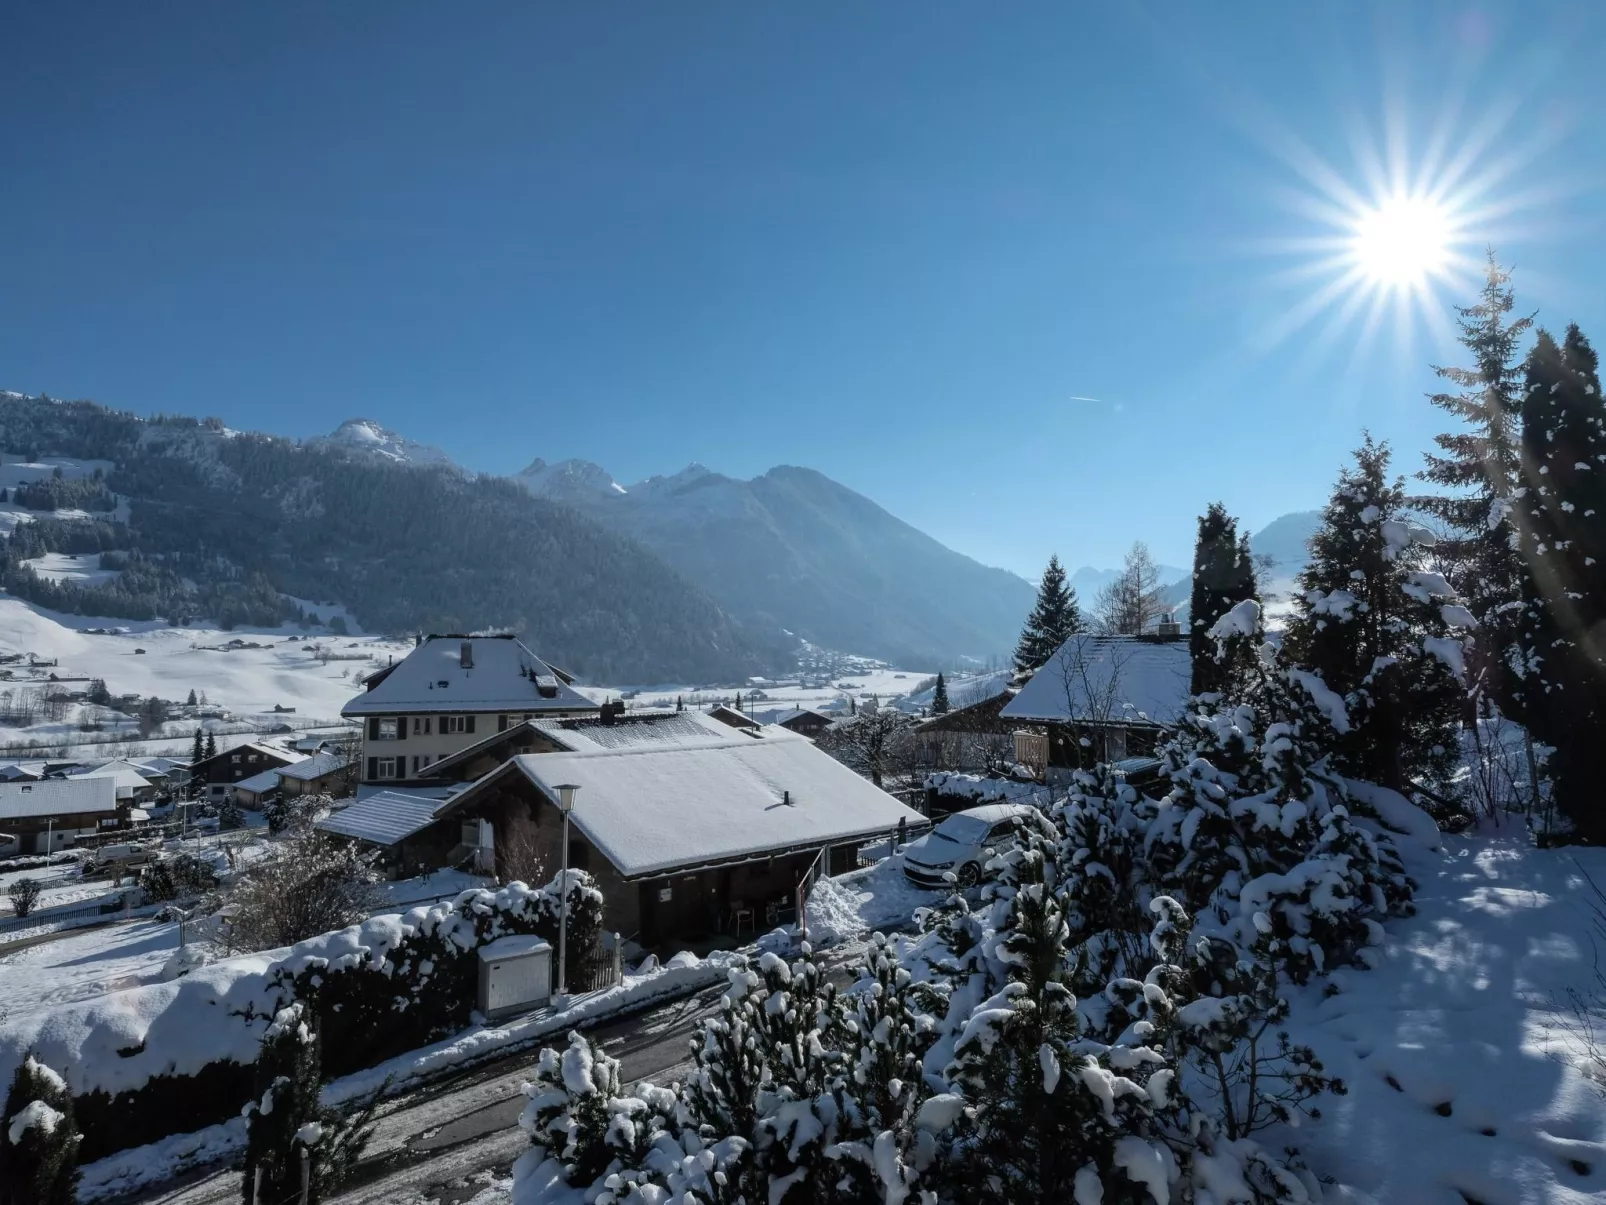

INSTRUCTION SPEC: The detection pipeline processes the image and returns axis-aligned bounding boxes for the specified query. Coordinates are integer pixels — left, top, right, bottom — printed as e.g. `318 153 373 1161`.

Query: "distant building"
771 708 833 739
187 741 297 803
231 767 282 810
1000 633 1190 781
341 634 597 787
0 777 120 856
706 703 760 730
277 751 353 798
65 759 156 803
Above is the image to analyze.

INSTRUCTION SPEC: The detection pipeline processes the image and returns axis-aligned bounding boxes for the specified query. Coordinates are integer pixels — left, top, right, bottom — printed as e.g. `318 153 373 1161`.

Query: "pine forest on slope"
0 394 788 684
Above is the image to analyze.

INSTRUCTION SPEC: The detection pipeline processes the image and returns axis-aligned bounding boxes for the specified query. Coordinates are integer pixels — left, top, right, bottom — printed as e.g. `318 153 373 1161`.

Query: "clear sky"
2 3 1602 577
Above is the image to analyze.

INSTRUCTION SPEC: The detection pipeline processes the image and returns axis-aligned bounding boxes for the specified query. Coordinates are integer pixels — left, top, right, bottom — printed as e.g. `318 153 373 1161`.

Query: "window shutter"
424 716 431 735
466 714 476 734
367 757 377 780
368 717 380 741
498 714 508 732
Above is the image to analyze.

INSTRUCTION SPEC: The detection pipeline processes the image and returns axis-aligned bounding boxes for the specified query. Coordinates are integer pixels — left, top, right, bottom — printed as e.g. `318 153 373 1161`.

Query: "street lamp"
553 783 580 1002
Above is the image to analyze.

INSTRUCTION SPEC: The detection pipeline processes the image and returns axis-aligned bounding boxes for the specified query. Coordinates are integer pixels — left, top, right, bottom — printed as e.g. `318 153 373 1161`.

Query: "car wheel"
956 862 981 888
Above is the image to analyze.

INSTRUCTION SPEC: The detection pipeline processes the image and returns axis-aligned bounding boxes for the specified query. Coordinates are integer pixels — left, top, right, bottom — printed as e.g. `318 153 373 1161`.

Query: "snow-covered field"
0 916 186 1015
19 551 123 586
0 595 411 758
589 665 1003 717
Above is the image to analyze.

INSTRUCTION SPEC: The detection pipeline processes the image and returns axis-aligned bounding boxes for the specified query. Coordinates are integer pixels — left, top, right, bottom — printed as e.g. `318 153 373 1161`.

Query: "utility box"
477 935 553 1021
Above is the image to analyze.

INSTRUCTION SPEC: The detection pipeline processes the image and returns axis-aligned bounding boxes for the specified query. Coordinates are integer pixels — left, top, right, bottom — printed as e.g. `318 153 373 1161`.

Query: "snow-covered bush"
0 1054 80 1205
137 851 217 903
6 877 42 919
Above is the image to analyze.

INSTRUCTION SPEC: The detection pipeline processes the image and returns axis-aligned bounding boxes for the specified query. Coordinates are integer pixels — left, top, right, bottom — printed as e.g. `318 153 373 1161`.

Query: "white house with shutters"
341 634 598 787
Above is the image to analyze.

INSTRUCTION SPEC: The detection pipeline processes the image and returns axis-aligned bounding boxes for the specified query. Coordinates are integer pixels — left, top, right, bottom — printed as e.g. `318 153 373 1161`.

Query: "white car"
901 803 1046 889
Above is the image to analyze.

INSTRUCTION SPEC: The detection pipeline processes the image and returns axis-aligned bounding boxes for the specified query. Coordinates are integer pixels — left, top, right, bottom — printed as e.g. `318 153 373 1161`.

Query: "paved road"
131 940 871 1205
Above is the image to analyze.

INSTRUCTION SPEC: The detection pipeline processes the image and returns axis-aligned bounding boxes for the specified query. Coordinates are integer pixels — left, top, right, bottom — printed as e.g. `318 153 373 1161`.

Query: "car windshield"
931 814 993 845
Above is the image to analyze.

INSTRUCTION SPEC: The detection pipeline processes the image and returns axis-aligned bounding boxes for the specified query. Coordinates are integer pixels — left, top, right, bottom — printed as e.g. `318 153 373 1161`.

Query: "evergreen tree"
186 688 198 706
241 1004 376 1205
1188 502 1259 697
1414 256 1533 712
1013 555 1082 674
1517 324 1606 838
0 1054 80 1205
1284 436 1464 793
192 727 205 766
931 672 950 715
205 730 217 760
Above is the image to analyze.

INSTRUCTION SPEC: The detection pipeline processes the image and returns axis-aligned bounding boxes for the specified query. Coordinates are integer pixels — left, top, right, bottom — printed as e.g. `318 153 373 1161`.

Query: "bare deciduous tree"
817 710 918 792
222 827 380 953
1095 541 1169 635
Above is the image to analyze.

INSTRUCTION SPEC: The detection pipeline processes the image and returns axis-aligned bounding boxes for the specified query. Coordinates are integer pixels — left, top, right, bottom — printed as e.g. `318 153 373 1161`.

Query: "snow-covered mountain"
514 457 627 503
519 459 1034 666
309 418 459 469
1249 509 1321 579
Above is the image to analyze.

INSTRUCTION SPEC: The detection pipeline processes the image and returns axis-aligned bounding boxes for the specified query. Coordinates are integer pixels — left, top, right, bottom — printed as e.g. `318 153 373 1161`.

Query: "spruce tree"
192 727 205 766
1013 555 1082 674
205 730 217 760
0 1055 80 1205
1284 436 1464 793
1517 324 1606 838
187 688 198 706
1188 502 1259 697
931 672 950 715
1415 255 1533 711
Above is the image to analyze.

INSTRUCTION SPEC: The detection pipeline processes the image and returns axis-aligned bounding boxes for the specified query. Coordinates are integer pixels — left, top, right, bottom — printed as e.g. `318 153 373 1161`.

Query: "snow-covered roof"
453 712 923 878
233 768 283 795
278 752 350 783
1001 635 1191 728
317 791 443 846
65 760 153 793
134 757 188 776
0 777 117 821
342 634 598 717
531 711 736 754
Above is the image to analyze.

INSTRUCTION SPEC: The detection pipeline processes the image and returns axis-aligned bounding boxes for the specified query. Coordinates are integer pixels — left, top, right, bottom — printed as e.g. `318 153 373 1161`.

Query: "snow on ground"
1285 831 1606 1204
803 856 944 945
0 859 113 917
0 916 186 1015
19 551 123 586
585 664 985 718
0 596 410 757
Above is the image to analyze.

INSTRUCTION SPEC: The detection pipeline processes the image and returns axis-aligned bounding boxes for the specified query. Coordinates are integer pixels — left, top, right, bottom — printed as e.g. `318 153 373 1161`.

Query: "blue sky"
2 3 1602 577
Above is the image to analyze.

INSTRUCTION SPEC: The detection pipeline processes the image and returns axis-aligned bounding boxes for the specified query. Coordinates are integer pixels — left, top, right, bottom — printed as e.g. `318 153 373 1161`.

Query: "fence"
567 930 624 994
0 893 127 936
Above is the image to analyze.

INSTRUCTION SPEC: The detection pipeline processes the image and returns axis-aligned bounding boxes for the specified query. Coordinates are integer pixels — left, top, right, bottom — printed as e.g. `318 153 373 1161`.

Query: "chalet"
0 777 120 856
187 741 298 803
277 751 353 798
771 708 833 739
318 711 923 948
706 704 760 730
341 634 597 787
1000 633 1191 781
911 682 1020 775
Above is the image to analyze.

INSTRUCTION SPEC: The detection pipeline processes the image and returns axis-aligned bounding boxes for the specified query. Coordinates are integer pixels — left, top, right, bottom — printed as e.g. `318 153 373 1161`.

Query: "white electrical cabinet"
478 934 553 1021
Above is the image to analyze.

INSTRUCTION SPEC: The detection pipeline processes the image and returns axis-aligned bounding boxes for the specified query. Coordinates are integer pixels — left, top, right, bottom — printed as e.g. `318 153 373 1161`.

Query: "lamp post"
553 783 580 1003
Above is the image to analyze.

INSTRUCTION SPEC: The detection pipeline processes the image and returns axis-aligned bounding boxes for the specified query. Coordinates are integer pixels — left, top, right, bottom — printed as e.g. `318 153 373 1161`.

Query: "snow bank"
924 772 1055 808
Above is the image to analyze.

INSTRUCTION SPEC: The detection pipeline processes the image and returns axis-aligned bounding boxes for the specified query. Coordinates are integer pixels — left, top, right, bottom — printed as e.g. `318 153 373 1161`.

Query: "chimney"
599 699 624 726
414 632 423 648
1157 613 1182 639
460 641 474 669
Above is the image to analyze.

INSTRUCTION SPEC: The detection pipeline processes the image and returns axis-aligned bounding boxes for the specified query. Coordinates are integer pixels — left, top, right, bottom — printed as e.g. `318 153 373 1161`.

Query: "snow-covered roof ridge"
342 633 597 717
318 791 441 846
278 751 349 782
1001 634 1191 727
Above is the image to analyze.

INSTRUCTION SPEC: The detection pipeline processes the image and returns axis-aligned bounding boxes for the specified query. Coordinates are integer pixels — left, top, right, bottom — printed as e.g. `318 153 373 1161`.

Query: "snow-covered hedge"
0 872 603 1161
924 771 1053 809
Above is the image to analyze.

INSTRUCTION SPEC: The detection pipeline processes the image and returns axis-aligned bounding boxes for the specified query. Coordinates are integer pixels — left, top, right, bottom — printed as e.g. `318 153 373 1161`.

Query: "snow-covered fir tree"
1189 502 1259 697
1014 555 1081 674
1283 436 1466 794
1517 323 1606 838
241 1004 376 1205
1414 255 1533 711
0 1054 80 1205
931 673 951 715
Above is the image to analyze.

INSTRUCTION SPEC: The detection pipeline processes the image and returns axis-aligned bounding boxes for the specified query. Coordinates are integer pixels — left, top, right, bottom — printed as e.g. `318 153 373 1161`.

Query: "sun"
1349 194 1457 292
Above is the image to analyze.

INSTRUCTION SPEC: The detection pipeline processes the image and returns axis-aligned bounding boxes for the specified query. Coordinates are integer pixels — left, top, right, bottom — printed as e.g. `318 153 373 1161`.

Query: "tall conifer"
1189 502 1259 696
1013 555 1081 673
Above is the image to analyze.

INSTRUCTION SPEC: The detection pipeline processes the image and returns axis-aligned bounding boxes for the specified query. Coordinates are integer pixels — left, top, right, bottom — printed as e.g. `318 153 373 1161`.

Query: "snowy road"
124 939 875 1205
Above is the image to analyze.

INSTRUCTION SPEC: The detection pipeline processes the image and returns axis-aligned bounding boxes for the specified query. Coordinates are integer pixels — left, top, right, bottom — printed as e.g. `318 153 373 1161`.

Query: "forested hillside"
0 394 791 682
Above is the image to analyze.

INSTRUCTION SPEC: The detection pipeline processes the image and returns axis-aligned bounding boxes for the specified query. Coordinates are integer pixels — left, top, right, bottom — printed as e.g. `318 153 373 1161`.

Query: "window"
376 718 399 740
376 757 398 779
442 715 474 735
231 754 241 764
412 716 431 736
